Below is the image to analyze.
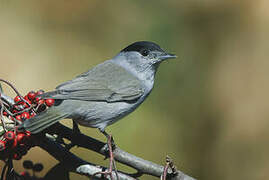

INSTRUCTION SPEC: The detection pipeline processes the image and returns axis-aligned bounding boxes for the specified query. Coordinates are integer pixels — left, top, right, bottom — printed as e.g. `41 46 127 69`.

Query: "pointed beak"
160 53 177 61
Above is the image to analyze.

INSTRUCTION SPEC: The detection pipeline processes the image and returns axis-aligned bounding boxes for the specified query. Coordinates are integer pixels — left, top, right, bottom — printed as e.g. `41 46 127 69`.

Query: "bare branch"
47 124 196 180
38 136 136 180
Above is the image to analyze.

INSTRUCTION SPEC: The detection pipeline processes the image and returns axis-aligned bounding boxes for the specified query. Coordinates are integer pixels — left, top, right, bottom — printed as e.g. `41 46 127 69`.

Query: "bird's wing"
40 61 144 102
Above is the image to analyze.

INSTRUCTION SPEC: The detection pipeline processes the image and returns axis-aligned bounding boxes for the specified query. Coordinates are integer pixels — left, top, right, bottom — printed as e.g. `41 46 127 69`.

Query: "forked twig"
161 156 178 180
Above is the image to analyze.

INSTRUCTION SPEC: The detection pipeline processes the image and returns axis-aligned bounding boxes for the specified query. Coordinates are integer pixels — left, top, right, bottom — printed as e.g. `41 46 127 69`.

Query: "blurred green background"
1 0 269 180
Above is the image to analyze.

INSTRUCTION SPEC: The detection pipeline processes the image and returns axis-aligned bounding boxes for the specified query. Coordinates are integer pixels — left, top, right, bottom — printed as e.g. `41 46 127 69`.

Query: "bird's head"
114 41 177 75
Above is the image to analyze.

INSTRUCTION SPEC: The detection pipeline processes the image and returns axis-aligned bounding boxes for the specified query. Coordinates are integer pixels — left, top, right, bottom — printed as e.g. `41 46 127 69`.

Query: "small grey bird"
22 41 176 137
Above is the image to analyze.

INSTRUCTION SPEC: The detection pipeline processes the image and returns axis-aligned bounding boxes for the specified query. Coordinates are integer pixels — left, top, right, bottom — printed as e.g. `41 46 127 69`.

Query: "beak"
160 53 177 61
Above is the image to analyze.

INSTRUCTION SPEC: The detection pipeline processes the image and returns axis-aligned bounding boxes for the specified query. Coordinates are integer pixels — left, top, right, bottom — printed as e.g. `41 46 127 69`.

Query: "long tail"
20 106 69 134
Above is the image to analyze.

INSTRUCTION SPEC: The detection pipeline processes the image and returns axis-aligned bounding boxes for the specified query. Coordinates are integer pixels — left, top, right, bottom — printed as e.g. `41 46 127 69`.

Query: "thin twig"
0 79 22 97
0 94 7 132
162 156 177 180
167 156 178 176
0 79 31 108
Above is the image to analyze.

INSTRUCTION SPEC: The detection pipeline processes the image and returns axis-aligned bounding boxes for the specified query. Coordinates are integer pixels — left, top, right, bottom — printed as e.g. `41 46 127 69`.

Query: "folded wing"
40 61 144 102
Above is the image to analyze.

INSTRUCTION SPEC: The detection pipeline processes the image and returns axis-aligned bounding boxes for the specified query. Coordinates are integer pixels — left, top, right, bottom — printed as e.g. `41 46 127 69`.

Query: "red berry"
14 96 21 103
0 140 6 151
21 131 31 145
36 90 45 95
3 111 8 116
15 115 22 121
4 131 15 141
25 131 31 137
35 96 42 103
24 96 29 101
11 138 18 148
45 99 55 107
27 91 36 101
37 99 45 105
17 133 27 144
20 171 30 177
13 153 22 160
27 99 32 104
21 112 30 120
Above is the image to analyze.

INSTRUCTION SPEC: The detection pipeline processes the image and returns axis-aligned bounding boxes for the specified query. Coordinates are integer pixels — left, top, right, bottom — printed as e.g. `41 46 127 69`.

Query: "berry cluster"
8 90 54 122
0 130 31 160
0 90 55 160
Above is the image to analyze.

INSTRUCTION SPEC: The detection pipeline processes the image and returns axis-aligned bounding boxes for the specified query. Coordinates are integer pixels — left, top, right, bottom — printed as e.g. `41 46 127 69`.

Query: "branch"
38 136 136 180
47 123 196 180
0 90 196 180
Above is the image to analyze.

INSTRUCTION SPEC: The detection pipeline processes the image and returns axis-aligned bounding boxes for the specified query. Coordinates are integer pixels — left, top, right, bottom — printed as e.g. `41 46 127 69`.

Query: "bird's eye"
141 49 149 56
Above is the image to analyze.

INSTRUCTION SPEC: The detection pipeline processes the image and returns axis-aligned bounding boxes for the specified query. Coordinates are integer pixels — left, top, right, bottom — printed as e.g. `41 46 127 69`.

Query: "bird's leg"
101 130 116 149
65 120 81 150
92 129 119 180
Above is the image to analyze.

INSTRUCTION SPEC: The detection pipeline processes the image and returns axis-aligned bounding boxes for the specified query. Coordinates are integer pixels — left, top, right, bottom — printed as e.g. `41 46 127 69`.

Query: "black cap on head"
121 41 164 54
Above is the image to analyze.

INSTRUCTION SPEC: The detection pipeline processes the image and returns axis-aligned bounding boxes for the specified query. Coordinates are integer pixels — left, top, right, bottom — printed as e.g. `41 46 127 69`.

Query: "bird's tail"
20 106 69 134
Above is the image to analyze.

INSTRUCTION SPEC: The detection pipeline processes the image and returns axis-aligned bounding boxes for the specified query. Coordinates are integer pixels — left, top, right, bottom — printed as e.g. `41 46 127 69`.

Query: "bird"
22 41 176 136
20 41 176 177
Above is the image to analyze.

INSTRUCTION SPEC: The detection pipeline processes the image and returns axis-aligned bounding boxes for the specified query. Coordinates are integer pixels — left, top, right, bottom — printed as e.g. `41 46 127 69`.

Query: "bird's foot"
93 134 119 180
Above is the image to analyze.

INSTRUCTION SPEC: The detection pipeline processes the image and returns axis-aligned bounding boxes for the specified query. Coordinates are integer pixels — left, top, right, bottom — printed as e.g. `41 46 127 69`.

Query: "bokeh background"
0 1 269 180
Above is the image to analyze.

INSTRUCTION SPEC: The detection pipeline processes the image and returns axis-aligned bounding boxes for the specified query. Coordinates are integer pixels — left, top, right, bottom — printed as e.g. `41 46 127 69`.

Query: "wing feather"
40 61 144 102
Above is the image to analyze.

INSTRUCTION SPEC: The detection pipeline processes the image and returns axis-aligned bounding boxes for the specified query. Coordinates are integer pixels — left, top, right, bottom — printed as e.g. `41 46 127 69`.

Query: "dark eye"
141 49 149 56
